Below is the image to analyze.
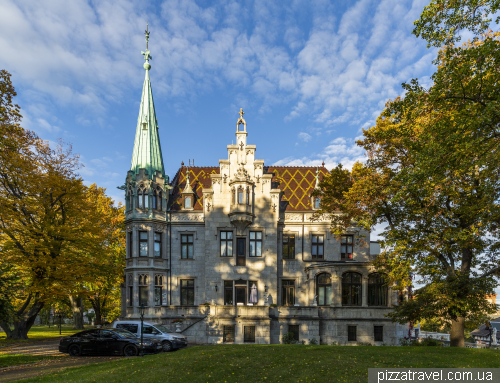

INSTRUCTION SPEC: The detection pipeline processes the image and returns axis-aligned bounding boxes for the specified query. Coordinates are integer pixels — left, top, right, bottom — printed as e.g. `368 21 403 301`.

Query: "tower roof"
130 24 165 179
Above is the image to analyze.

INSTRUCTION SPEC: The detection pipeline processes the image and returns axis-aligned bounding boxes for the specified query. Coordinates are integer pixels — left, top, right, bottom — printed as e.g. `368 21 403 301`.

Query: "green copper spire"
130 23 165 179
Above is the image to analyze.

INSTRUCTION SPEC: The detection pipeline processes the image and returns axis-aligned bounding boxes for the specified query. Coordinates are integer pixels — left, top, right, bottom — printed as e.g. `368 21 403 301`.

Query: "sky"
0 0 437 207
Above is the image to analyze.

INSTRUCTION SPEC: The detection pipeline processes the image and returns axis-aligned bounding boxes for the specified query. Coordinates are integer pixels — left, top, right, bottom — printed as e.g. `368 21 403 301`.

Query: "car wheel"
123 344 138 357
162 341 173 352
68 344 81 357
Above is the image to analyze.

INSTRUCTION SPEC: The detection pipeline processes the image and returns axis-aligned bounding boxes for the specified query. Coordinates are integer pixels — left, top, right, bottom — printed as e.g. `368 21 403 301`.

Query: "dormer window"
314 197 321 209
185 196 192 209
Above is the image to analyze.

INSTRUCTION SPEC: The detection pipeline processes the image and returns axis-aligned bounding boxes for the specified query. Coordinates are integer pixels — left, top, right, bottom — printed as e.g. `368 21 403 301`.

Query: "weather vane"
142 22 152 65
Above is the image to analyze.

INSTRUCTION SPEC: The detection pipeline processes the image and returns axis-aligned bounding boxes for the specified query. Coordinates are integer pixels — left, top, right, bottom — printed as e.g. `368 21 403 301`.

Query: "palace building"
120 29 405 345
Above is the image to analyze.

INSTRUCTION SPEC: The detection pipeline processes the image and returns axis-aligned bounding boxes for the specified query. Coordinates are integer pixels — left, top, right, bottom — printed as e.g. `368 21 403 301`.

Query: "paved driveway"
0 339 62 356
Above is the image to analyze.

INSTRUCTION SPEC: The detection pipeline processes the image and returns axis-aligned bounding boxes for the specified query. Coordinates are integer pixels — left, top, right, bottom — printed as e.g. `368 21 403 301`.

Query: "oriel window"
220 231 233 257
341 235 353 259
317 273 332 306
282 234 295 259
181 234 194 259
154 232 162 257
312 235 324 259
342 272 362 306
139 274 148 307
249 232 262 257
238 187 244 204
180 279 194 305
281 280 295 306
139 231 148 257
154 275 163 306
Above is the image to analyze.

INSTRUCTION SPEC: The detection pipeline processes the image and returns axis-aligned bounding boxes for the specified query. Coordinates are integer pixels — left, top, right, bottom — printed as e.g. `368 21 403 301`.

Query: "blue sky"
0 0 436 206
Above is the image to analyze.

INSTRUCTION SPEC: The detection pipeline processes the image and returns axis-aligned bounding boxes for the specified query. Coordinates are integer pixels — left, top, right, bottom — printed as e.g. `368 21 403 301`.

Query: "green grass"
18 345 500 383
0 354 64 368
0 325 85 345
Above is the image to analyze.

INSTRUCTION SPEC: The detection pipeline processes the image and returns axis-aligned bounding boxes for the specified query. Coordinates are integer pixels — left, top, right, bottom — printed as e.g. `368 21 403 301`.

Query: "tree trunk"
89 293 102 324
450 316 465 347
2 299 44 339
69 295 85 330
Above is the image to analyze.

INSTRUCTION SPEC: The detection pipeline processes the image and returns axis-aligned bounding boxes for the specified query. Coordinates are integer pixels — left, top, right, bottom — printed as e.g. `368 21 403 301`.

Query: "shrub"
282 332 296 344
419 338 440 346
309 338 318 345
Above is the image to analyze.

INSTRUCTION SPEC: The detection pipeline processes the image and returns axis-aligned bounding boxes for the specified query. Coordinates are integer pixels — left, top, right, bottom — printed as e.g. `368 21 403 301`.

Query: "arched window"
316 273 332 306
185 196 192 209
368 273 387 306
238 187 244 204
342 272 362 306
314 197 321 209
246 188 250 205
152 189 157 209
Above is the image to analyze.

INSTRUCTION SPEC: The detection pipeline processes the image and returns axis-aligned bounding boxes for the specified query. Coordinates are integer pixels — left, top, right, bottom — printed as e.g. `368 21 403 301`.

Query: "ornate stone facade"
120 31 406 345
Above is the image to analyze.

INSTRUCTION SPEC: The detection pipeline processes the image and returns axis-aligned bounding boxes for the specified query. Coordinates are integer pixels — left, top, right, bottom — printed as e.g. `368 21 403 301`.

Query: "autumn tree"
316 0 500 347
0 71 124 339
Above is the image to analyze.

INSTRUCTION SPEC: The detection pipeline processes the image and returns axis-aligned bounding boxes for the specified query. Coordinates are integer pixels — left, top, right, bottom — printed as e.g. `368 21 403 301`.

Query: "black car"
59 328 163 356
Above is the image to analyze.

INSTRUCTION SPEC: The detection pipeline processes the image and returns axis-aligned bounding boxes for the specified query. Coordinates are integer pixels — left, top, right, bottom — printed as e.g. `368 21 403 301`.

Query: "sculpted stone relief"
171 213 204 222
285 213 303 222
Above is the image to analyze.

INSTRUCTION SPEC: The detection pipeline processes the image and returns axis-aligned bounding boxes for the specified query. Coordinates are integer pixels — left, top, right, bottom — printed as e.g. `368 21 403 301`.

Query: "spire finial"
141 22 152 70
239 108 244 118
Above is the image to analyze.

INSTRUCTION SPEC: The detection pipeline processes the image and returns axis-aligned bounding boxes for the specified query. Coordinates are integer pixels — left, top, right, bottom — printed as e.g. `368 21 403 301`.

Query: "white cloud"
298 132 312 142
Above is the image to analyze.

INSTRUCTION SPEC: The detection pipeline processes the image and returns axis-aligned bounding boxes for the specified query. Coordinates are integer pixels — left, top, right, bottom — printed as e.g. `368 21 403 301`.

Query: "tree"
0 71 123 339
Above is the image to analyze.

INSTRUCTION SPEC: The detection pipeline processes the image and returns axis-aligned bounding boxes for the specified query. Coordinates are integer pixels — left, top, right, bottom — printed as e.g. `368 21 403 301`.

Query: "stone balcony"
228 204 254 234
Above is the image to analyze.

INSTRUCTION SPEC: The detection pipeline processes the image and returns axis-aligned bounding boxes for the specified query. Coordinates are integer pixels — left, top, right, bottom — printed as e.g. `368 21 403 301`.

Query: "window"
139 231 148 257
342 273 362 306
348 326 357 341
223 325 235 342
181 279 194 305
231 188 235 204
138 189 144 209
152 190 157 209
289 325 299 342
244 326 256 343
246 188 250 205
158 190 162 210
224 281 233 305
236 238 246 266
116 323 138 334
314 197 321 209
398 290 406 305
374 326 383 342
128 285 133 307
238 187 244 204
128 231 133 258
282 280 295 306
184 196 192 209
312 235 324 259
155 275 163 306
220 231 233 256
317 273 332 306
154 233 162 257
181 234 194 259
127 190 133 211
368 274 387 306
249 232 262 257
341 235 353 259
139 274 148 306
282 234 295 259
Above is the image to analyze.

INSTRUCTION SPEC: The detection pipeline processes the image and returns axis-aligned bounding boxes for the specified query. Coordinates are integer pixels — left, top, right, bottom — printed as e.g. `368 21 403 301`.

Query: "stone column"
362 275 368 307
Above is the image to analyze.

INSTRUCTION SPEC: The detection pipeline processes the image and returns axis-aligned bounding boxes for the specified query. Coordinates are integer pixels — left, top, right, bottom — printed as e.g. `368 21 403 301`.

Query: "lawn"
0 325 85 346
19 345 500 383
0 354 64 368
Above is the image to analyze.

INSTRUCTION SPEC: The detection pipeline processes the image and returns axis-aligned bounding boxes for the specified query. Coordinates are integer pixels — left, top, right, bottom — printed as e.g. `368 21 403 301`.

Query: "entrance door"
237 238 246 266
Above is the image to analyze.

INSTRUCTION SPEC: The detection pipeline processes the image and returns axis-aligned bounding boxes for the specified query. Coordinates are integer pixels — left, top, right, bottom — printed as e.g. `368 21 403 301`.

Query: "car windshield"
113 329 138 339
153 325 172 334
